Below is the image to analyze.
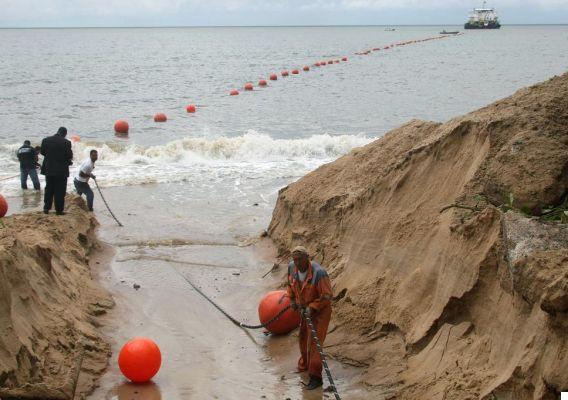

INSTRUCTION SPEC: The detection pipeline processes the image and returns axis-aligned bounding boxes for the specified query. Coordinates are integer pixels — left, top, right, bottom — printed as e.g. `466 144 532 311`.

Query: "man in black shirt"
41 127 73 215
17 140 40 190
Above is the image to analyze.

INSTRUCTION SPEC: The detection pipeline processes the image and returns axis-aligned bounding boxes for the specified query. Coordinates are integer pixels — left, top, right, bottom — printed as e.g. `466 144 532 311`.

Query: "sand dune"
269 73 568 399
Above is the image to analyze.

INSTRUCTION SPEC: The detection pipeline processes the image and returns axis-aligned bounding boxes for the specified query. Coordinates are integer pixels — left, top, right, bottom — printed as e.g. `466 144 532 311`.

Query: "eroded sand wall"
0 196 113 400
269 73 568 399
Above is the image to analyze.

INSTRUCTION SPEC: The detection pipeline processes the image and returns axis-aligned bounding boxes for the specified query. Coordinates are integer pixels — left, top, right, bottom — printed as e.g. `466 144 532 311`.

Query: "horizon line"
1 23 567 29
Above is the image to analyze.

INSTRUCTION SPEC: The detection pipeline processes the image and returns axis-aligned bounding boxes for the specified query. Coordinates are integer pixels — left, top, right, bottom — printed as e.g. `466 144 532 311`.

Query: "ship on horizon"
464 1 501 29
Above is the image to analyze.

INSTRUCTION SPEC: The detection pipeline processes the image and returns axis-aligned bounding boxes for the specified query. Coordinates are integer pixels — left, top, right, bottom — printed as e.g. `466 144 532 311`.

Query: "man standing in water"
41 127 73 215
287 245 333 390
17 140 41 190
74 149 98 211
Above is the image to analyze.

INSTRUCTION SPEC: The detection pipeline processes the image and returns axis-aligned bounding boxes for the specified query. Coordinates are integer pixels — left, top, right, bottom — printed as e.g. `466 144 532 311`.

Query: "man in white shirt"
74 149 98 211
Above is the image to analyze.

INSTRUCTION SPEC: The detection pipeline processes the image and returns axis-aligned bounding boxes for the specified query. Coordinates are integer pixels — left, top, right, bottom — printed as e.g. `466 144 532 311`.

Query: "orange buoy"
244 82 254 91
291 69 299 75
314 62 321 67
341 57 348 61
118 337 162 383
328 60 334 64
269 73 278 81
281 70 289 77
258 290 300 335
114 120 129 135
0 194 7 218
154 113 167 123
302 66 310 71
321 61 327 66
230 89 239 96
186 104 196 113
70 135 81 142
259 79 267 87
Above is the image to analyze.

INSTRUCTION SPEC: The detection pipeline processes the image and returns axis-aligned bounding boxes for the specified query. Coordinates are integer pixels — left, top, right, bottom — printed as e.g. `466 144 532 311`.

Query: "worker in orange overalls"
287 245 333 390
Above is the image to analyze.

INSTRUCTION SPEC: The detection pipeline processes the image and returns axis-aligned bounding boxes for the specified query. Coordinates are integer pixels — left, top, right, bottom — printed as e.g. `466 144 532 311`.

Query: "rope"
172 266 290 330
305 314 341 399
93 178 123 227
0 174 19 182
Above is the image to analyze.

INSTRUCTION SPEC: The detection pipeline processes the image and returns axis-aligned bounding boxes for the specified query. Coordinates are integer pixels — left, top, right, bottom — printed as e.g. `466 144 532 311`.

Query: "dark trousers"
74 179 94 211
44 176 68 213
20 168 41 190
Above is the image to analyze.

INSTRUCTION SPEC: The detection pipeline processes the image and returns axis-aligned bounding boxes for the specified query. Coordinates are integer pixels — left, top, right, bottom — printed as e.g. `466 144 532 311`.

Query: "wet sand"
75 183 378 399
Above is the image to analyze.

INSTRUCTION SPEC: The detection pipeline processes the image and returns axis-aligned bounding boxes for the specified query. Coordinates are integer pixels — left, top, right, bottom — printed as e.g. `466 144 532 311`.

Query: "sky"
1 0 567 27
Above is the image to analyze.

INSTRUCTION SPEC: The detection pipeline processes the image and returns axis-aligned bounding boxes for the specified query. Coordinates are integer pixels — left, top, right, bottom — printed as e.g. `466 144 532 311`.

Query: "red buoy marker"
302 66 310 71
154 113 167 123
314 62 321 67
281 70 289 77
244 82 254 91
186 104 196 113
258 290 300 335
321 61 327 65
114 120 129 135
259 79 267 87
230 89 239 96
0 194 8 218
291 69 299 75
269 73 278 81
342 57 348 61
118 337 162 383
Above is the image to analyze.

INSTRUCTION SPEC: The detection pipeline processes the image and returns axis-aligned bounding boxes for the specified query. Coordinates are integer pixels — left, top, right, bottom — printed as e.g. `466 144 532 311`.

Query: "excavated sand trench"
83 183 378 400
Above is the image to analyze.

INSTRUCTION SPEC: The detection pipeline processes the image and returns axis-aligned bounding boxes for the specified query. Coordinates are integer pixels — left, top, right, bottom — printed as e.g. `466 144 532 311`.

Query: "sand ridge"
269 73 568 399
0 196 113 400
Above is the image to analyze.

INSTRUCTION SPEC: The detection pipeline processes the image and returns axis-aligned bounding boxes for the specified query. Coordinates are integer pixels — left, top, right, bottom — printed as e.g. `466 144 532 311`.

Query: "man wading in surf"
74 149 98 211
287 246 333 390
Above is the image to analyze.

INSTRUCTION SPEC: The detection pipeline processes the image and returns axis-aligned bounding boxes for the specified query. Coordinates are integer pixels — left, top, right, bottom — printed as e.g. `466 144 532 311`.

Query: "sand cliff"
0 197 113 400
269 73 568 399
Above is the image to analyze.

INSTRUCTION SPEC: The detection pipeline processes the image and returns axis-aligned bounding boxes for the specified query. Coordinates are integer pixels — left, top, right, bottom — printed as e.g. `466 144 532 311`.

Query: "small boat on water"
440 30 460 35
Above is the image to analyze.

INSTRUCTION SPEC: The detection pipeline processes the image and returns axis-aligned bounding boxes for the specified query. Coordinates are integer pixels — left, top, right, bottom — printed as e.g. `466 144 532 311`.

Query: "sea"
0 25 567 399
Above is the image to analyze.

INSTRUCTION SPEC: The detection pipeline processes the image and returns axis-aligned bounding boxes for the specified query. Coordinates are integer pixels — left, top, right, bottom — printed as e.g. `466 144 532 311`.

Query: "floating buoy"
328 60 334 64
0 194 7 218
291 69 299 75
281 70 289 77
118 337 162 383
230 89 239 96
70 135 81 143
302 66 310 71
114 120 129 135
314 62 321 67
269 73 278 81
258 79 267 87
334 60 340 64
244 82 254 91
321 61 327 66
341 57 348 61
186 104 196 113
258 290 300 335
153 113 167 123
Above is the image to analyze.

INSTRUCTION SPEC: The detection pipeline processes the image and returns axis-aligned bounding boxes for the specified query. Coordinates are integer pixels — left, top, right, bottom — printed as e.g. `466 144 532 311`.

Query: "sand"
269 73 568 399
0 196 113 400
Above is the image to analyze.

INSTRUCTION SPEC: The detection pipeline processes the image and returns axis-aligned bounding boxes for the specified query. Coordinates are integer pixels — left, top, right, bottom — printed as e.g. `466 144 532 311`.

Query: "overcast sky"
1 0 567 27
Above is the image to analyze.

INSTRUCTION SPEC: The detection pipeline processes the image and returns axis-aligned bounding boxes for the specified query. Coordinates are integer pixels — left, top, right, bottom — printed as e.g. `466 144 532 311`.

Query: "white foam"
0 132 375 197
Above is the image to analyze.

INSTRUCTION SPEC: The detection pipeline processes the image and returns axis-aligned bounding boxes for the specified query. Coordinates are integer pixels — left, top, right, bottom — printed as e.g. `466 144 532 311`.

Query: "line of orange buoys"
110 34 461 136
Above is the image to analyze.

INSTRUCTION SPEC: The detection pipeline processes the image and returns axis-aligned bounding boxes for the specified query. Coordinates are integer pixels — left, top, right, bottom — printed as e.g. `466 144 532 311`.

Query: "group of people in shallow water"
17 127 98 215
17 128 333 391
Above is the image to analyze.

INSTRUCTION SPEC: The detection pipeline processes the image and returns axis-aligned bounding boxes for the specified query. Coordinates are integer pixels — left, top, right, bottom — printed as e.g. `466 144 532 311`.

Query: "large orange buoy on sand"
186 104 196 113
258 290 300 335
269 73 278 81
0 194 8 218
244 82 254 91
114 120 129 135
118 337 162 383
153 113 167 123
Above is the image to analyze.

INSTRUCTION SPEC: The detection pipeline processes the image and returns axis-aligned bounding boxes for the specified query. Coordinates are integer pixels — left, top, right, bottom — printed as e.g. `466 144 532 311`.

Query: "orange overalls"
287 261 333 379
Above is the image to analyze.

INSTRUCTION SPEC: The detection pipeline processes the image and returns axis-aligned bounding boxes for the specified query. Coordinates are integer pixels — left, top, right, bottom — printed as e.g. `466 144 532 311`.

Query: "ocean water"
1 25 567 204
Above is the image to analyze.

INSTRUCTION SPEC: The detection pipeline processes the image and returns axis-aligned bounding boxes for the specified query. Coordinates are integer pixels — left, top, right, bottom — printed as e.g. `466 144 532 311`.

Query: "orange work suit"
287 261 333 379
